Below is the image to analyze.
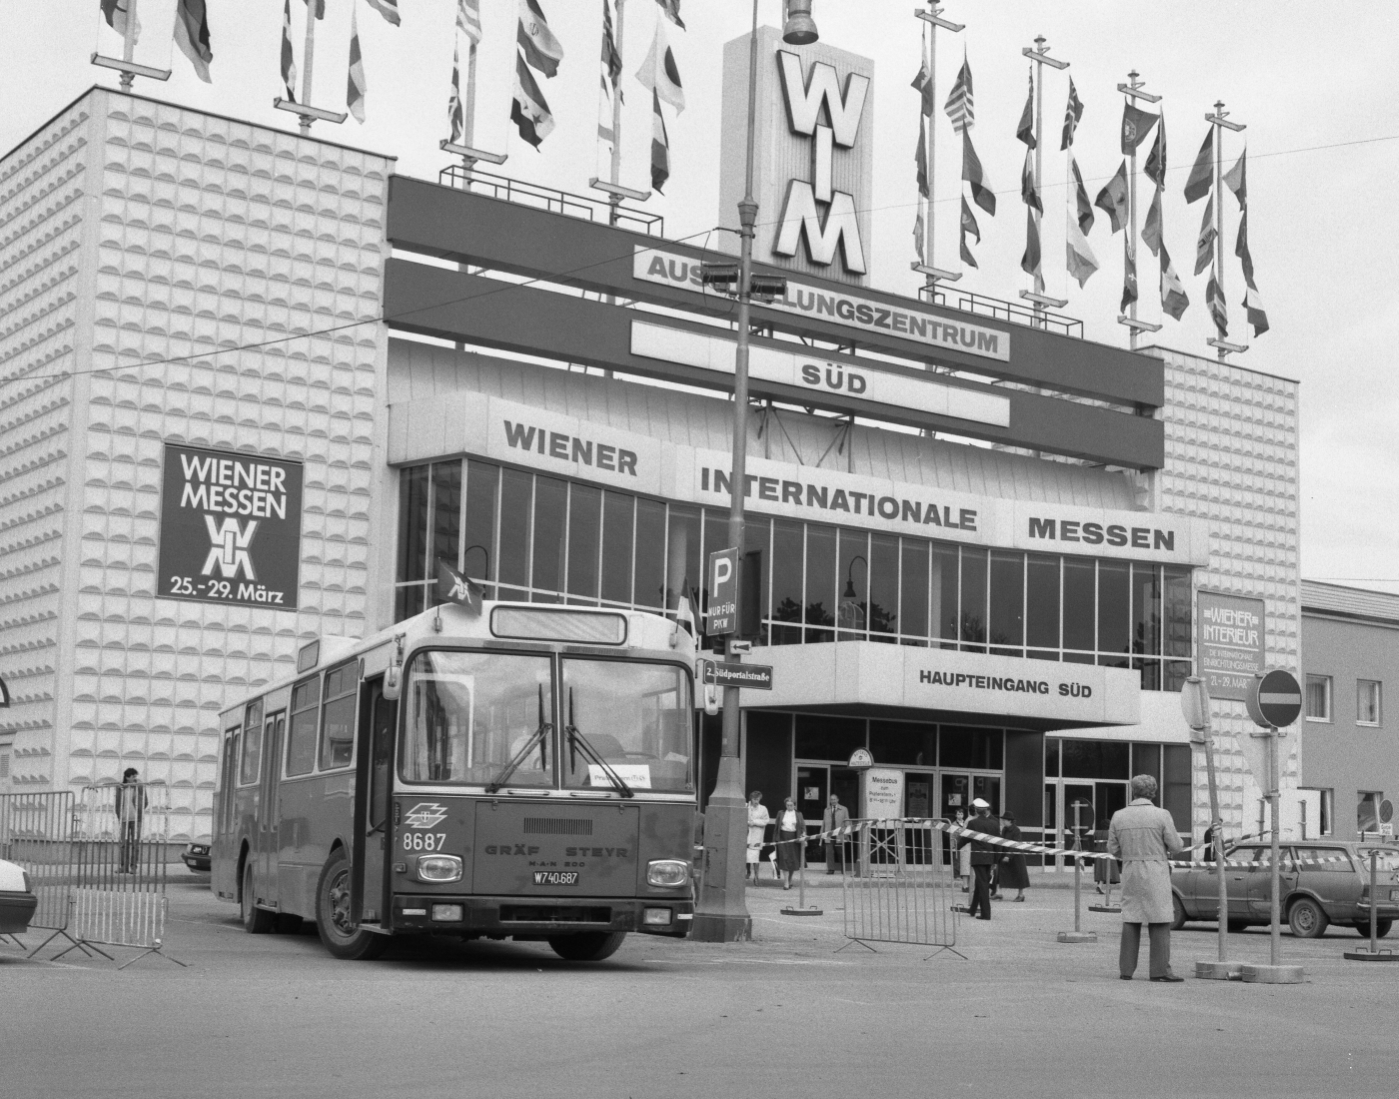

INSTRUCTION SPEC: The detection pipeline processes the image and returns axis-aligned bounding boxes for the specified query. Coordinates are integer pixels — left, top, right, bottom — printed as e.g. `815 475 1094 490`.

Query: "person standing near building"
773 796 806 890
115 767 147 874
745 791 770 884
1108 774 1185 982
997 811 1030 902
960 798 1000 920
822 793 850 875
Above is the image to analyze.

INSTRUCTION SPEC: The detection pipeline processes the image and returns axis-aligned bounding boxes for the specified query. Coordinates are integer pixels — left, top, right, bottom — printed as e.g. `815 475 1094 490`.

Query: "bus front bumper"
389 895 694 938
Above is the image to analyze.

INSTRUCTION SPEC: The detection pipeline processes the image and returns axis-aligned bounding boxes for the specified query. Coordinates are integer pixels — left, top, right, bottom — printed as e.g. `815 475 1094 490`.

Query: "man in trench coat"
1107 774 1185 981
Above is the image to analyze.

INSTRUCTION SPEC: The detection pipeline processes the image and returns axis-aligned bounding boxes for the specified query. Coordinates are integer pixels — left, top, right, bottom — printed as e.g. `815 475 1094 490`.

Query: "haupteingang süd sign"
156 444 303 609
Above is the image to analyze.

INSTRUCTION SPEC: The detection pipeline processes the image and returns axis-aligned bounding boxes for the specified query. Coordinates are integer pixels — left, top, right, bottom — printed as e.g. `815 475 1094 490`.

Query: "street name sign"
702 662 774 690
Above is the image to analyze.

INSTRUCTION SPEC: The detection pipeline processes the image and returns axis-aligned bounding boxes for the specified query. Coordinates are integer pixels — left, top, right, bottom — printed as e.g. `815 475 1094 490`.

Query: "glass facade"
397 459 1194 690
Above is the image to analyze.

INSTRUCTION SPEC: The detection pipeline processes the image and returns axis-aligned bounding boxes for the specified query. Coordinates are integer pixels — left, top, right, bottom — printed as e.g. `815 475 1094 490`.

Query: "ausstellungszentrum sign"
703 662 774 690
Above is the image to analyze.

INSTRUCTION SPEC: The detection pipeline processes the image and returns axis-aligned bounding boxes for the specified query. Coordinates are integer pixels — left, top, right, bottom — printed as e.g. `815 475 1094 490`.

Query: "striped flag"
601 0 622 88
1206 274 1227 336
457 0 482 43
173 0 213 83
1160 244 1189 320
101 0 140 41
280 0 297 102
962 130 994 215
1184 128 1214 203
654 0 686 29
1235 209 1269 336
1194 194 1216 275
944 56 973 133
448 41 464 143
512 51 556 147
1060 78 1083 150
958 195 980 268
650 89 670 192
365 0 401 26
346 4 367 122
636 14 684 113
518 0 564 79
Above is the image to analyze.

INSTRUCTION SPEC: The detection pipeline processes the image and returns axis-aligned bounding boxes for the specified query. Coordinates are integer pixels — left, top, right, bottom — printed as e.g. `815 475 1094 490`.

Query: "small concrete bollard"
1194 960 1243 980
1240 963 1304 984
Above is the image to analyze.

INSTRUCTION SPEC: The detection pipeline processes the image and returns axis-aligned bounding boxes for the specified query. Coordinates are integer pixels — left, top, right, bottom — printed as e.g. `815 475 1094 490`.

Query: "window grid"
1305 674 1332 722
1358 680 1382 726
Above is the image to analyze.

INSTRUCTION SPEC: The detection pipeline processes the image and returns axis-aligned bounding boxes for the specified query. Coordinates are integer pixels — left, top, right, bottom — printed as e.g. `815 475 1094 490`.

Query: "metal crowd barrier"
0 791 94 959
836 818 964 960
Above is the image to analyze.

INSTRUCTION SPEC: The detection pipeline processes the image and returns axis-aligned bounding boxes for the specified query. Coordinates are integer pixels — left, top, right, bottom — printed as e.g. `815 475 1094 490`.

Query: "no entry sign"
1246 669 1302 729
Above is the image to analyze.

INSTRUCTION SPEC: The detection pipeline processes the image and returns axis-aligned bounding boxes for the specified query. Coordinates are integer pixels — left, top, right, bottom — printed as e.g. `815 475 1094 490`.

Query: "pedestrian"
822 793 850 875
952 808 970 889
745 791 770 884
1200 822 1216 862
959 798 1000 920
1108 774 1185 982
115 767 147 874
997 811 1030 902
773 796 806 890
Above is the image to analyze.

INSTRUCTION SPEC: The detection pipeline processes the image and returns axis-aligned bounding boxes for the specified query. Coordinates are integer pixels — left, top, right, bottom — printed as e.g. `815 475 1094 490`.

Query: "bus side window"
319 662 358 771
240 718 263 786
221 729 240 833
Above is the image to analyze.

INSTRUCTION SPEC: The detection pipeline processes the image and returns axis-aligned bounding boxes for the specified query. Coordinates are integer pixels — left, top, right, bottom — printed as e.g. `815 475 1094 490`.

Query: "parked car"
0 857 38 936
181 843 211 873
1171 840 1399 938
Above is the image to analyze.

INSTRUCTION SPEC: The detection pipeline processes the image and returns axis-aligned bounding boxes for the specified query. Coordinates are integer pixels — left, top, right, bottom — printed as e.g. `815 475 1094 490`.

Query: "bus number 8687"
403 833 448 852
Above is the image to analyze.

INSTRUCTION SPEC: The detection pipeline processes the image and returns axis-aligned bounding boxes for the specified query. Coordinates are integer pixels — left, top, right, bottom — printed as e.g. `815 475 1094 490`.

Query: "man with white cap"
959 797 1000 920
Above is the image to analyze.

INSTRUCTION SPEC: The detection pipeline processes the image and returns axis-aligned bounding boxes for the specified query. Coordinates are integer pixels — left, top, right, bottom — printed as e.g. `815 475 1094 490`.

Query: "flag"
346 4 367 123
601 0 622 89
448 41 464 143
636 13 684 112
959 195 980 268
1160 244 1189 320
655 0 686 30
365 0 401 26
674 593 696 638
1236 210 1269 336
280 0 296 102
1141 187 1162 257
101 0 139 41
457 0 483 43
650 89 670 193
1121 250 1138 313
1065 203 1099 288
915 124 929 198
962 130 995 215
944 56 973 133
1094 160 1128 233
1070 153 1094 235
1195 194 1216 275
1121 102 1159 155
512 51 556 147
1016 66 1035 148
1223 149 1247 210
1144 113 1166 189
1060 78 1083 150
173 0 213 83
518 0 564 79
911 63 934 118
1206 274 1227 336
913 209 925 264
1021 207 1041 279
1184 128 1214 203
436 559 484 617
1020 147 1041 213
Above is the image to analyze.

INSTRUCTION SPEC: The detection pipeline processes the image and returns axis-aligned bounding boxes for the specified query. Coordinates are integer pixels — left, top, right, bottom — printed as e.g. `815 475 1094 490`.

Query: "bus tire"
241 864 274 935
548 931 626 962
316 853 388 960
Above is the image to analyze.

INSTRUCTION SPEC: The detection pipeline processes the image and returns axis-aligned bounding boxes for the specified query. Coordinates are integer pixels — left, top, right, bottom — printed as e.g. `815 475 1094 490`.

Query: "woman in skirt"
998 811 1031 901
773 796 806 890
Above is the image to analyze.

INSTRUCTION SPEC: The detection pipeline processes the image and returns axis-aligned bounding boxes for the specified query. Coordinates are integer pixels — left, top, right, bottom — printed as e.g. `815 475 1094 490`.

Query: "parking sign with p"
707 548 739 636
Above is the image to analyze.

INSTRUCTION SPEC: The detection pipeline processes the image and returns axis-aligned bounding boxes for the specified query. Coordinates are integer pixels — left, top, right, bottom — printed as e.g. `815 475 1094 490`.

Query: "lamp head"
783 0 819 45
842 578 857 600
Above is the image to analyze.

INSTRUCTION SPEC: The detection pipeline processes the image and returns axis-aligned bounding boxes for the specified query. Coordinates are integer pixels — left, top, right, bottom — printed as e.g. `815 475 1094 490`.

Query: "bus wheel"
315 854 387 960
548 931 626 962
241 864 274 935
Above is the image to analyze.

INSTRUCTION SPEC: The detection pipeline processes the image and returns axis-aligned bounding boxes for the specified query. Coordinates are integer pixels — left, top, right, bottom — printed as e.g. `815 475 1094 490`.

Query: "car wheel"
1353 919 1393 939
1171 895 1187 931
241 864 274 934
547 931 626 962
315 853 388 960
1287 896 1329 939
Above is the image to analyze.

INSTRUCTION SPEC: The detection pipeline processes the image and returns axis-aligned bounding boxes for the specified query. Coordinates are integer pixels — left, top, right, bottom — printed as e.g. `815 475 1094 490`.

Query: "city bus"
211 601 698 961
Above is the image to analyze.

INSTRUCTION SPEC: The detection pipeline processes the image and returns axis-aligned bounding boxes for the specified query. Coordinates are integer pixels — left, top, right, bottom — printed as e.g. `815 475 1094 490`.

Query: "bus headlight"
646 859 689 888
417 855 463 883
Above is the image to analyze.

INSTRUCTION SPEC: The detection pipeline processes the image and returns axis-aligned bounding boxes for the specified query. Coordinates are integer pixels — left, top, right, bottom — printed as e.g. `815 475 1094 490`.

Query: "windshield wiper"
486 684 552 793
565 688 634 798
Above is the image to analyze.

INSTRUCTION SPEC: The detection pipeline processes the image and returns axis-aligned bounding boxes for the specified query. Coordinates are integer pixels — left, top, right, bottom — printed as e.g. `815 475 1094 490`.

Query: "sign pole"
1182 676 1237 978
1056 800 1096 943
1268 724 1282 967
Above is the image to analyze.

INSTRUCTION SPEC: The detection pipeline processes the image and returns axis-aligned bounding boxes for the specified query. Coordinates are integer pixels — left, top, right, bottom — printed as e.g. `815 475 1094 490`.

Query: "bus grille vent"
523 817 594 835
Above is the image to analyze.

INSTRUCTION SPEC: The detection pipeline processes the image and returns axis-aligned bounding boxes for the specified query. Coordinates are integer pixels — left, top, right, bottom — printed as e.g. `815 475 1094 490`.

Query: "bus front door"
256 711 286 910
352 678 395 925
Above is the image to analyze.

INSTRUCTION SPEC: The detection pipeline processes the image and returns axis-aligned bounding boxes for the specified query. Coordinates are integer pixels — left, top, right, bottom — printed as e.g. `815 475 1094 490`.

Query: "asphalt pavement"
5 868 1397 1098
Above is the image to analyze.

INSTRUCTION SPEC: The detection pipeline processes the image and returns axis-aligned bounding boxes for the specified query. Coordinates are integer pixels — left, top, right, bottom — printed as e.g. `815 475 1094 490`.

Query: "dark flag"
911 62 934 117
1206 274 1228 336
1021 207 1041 278
1160 244 1190 320
436 559 484 617
173 0 213 82
650 89 670 192
512 51 555 147
1121 250 1138 313
1223 149 1247 209
280 0 296 102
1144 114 1167 189
1020 148 1041 213
1120 102 1159 155
654 0 685 29
1060 78 1083 150
1071 154 1094 235
518 0 564 79
1142 187 1163 257
1236 210 1269 336
962 130 995 215
1184 128 1214 203
1094 161 1129 233
601 0 623 89
959 195 981 268
1195 194 1216 275
1016 66 1035 148
915 124 929 198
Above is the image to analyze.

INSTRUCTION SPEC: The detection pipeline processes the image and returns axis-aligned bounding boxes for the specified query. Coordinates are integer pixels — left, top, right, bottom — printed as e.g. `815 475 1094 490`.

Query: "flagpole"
590 0 651 219
1020 36 1068 326
1116 71 1161 350
91 0 173 88
274 2 347 132
441 7 508 173
464 40 479 152
1205 101 1247 360
912 4 963 293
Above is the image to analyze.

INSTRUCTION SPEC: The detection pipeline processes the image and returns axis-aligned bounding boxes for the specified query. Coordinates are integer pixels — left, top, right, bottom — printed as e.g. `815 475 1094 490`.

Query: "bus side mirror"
382 637 404 702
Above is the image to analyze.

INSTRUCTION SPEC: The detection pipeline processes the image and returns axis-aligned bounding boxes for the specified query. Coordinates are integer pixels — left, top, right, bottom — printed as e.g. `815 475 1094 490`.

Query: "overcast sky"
6 1 1397 593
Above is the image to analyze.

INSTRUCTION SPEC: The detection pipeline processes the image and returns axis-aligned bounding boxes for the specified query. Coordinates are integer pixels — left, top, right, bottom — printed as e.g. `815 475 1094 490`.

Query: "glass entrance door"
797 764 828 861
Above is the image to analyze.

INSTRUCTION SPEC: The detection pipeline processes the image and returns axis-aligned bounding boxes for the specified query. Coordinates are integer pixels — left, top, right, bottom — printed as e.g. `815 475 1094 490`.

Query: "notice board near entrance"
1196 590 1266 701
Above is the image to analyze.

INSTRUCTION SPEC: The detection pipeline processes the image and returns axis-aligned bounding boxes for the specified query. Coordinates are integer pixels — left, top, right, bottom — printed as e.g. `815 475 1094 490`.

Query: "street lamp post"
691 0 819 944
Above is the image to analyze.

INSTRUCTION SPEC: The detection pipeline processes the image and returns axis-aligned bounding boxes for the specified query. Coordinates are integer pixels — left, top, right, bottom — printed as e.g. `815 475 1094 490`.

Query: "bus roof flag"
436 559 484 616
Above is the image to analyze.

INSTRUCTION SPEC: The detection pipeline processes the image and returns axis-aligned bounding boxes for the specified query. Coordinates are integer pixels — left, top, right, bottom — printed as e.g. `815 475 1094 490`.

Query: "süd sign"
156 444 303 609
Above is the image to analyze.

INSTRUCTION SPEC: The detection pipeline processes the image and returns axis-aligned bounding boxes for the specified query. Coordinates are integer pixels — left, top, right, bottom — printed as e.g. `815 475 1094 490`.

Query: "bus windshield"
560 659 693 794
402 650 554 787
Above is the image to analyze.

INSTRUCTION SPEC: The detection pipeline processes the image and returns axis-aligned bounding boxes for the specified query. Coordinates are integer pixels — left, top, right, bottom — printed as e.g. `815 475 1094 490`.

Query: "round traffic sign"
1382 800 1394 825
1246 669 1302 729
